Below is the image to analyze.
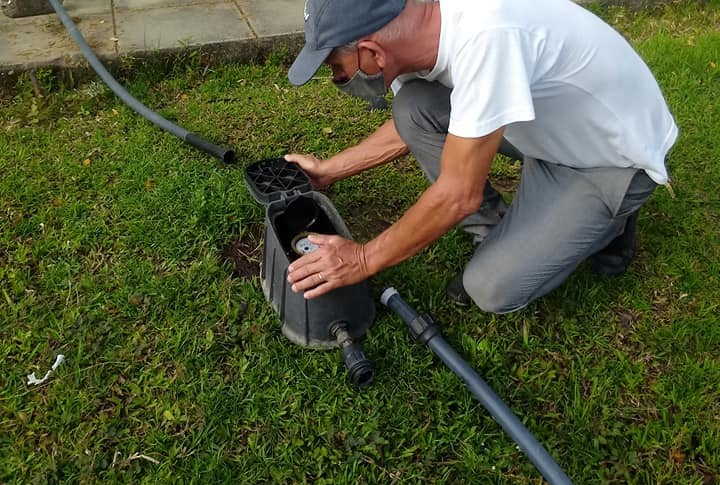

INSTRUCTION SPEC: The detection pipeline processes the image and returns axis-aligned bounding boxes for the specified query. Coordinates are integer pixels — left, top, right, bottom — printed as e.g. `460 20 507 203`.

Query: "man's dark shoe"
446 272 473 307
590 210 639 276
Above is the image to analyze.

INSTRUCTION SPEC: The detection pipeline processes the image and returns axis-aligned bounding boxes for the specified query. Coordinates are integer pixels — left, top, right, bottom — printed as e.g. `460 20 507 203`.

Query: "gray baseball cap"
288 0 406 86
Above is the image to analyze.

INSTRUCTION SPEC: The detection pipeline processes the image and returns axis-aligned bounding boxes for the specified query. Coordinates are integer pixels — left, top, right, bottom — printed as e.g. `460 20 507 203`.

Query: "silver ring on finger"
317 272 325 283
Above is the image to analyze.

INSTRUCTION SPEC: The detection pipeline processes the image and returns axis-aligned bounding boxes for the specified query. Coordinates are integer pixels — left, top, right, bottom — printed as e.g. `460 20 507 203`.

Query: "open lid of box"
244 158 314 204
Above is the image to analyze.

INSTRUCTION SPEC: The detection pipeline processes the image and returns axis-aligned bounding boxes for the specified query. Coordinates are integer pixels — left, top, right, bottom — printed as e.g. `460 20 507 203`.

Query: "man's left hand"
287 234 371 299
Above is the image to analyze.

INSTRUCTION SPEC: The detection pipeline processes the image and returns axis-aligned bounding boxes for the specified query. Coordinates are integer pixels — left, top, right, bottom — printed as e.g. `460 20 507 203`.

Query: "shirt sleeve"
448 28 536 138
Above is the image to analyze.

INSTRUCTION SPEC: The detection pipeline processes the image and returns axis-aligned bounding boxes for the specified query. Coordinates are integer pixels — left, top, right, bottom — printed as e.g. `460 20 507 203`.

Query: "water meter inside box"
272 196 339 262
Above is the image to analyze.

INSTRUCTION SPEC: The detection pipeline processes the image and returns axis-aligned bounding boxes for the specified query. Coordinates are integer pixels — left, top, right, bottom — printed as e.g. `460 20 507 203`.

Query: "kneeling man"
285 0 678 313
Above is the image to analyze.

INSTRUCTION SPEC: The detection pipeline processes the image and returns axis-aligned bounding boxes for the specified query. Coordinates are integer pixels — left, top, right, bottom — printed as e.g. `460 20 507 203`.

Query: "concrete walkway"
0 0 304 72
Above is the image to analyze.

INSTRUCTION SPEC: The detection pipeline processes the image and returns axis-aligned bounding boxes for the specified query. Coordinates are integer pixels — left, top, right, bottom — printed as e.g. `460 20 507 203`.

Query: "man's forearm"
360 131 504 276
362 181 479 275
326 119 409 182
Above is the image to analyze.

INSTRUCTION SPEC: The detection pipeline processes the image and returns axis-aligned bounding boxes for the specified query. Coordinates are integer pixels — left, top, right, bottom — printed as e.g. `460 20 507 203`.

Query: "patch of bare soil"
222 224 264 279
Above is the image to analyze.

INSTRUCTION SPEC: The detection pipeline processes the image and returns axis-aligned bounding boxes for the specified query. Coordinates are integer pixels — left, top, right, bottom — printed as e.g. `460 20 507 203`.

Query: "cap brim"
288 44 334 86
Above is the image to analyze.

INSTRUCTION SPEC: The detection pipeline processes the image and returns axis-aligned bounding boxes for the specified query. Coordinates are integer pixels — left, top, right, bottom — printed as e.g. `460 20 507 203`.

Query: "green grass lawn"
1 1 719 483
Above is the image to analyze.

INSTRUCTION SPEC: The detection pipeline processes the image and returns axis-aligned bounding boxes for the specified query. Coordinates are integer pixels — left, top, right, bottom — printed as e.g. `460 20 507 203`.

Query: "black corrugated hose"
48 0 235 163
381 287 574 485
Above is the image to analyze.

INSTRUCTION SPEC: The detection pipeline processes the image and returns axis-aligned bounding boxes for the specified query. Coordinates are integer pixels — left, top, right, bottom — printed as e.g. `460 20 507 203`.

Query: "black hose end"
342 345 374 388
186 132 236 164
380 288 439 344
221 149 236 164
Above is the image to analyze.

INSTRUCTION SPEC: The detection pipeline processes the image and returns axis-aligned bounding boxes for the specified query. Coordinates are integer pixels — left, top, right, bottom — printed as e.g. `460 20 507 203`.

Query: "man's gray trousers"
392 80 657 314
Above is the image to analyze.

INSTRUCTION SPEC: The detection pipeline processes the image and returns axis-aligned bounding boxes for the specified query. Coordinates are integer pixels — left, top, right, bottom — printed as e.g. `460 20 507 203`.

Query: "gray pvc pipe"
47 0 235 163
381 287 573 485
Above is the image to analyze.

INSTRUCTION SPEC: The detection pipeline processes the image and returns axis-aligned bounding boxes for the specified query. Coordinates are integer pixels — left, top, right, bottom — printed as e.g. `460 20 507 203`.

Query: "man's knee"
462 259 528 314
392 80 450 139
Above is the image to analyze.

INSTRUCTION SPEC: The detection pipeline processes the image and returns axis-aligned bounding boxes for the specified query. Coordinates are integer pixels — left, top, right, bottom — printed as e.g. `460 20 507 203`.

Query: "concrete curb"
0 31 303 93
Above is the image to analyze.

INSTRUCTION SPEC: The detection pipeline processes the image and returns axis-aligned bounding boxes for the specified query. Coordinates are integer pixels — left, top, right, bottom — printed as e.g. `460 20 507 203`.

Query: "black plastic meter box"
244 158 375 387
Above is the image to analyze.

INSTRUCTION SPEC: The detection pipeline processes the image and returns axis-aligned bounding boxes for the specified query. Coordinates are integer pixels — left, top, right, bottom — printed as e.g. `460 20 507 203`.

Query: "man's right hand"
285 154 335 189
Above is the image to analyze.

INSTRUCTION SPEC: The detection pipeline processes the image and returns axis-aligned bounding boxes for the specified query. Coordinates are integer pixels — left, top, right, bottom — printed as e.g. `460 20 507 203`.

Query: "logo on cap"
303 0 309 21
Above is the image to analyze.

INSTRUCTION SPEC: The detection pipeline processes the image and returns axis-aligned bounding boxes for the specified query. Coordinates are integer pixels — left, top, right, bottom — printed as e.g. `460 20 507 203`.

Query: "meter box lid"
245 158 313 204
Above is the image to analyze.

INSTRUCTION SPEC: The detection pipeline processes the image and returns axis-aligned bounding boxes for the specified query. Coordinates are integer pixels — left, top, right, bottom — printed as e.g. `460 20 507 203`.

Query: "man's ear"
357 40 386 72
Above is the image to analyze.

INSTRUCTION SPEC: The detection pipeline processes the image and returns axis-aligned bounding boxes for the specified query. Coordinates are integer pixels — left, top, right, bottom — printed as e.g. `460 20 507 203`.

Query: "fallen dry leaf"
669 448 686 465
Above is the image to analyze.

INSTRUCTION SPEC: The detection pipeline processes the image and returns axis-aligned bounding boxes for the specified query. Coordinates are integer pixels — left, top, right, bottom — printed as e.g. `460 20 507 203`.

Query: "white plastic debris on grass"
27 354 65 385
